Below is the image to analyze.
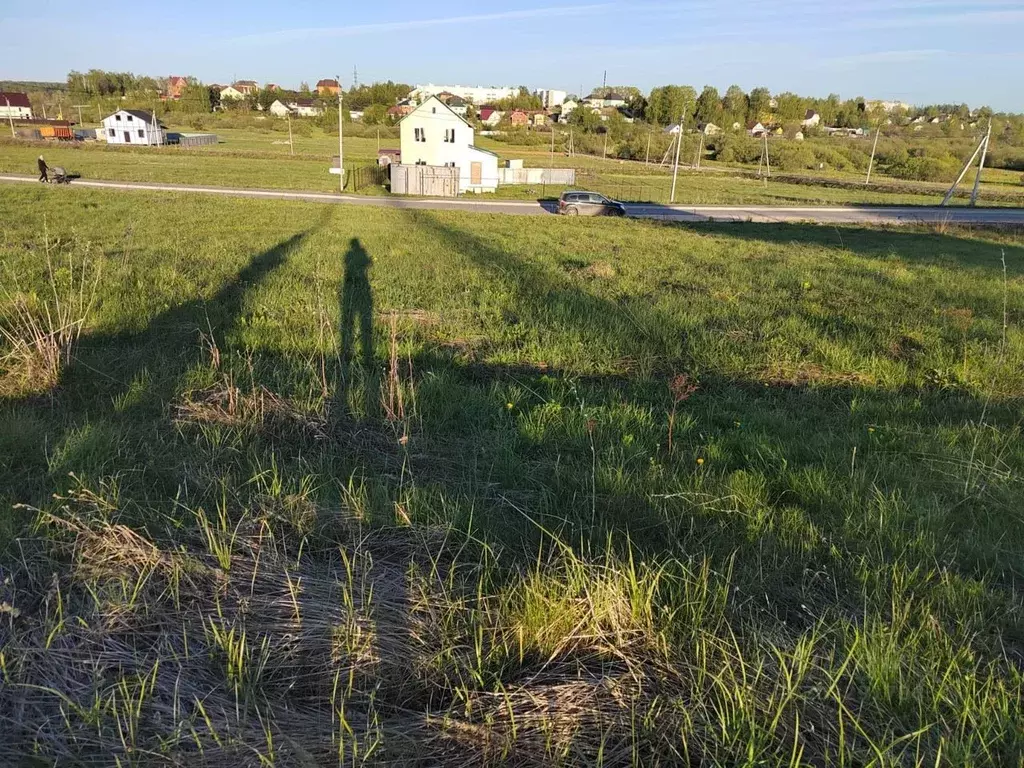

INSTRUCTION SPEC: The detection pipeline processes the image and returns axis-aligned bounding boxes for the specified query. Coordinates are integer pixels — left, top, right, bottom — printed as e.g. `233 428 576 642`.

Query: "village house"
584 92 627 109
697 122 721 136
478 107 503 126
399 95 499 193
436 92 469 116
747 121 768 137
509 110 530 127
801 110 821 128
102 109 166 146
233 80 259 96
0 92 33 120
269 100 292 117
219 85 246 101
317 79 340 96
530 112 547 127
265 83 280 92
166 76 188 100
292 98 323 117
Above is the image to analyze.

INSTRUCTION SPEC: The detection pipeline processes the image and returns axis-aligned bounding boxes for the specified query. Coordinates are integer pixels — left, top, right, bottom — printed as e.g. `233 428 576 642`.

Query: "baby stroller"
48 166 72 184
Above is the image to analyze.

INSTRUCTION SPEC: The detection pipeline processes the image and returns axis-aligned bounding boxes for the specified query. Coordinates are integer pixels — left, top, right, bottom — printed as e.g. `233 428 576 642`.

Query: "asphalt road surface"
4 174 1024 225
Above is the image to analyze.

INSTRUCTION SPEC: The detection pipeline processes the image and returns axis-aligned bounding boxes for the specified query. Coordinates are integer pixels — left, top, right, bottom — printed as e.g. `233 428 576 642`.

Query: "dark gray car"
558 190 627 217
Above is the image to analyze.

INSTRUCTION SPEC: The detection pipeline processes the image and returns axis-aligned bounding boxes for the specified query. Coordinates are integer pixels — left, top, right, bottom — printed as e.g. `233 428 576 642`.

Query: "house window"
127 114 133 121
108 128 115 137
414 127 425 142
443 129 455 143
115 114 121 121
138 129 144 138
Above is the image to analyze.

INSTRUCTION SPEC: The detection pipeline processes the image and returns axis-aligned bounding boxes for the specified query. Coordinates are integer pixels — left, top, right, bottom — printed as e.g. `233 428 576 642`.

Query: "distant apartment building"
412 83 519 105
537 89 567 108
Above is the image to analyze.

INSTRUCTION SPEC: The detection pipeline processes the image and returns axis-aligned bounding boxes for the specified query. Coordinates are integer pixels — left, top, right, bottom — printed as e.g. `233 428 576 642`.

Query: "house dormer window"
127 114 133 121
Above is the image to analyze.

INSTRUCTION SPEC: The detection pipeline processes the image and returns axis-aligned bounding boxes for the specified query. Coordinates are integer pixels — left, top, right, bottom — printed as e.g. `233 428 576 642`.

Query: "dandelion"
868 427 876 433
506 402 514 410
697 458 705 466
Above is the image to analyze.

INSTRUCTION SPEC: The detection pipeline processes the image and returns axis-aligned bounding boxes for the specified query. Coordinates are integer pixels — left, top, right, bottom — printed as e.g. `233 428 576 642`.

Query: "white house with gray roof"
398 96 499 193
102 109 166 145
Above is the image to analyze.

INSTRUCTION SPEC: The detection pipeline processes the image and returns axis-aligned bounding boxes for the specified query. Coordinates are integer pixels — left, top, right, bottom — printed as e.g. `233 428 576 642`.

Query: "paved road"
4 174 1023 225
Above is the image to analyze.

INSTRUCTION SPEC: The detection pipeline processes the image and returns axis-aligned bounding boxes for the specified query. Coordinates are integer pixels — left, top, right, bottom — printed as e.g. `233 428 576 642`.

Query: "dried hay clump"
0 501 694 766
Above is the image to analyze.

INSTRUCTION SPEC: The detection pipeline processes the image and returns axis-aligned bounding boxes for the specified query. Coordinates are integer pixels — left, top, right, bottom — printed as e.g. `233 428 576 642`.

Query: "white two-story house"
399 96 499 193
101 110 166 146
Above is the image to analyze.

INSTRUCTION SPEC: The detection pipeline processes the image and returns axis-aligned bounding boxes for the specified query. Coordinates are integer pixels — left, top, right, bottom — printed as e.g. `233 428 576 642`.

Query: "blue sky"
2 0 1023 110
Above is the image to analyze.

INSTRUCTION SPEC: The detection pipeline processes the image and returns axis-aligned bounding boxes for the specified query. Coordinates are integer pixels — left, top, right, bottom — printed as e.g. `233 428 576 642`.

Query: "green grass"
2 184 1024 765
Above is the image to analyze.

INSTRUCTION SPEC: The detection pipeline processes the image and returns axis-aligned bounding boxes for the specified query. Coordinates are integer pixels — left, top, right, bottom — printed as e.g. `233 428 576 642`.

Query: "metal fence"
347 164 389 192
498 167 576 185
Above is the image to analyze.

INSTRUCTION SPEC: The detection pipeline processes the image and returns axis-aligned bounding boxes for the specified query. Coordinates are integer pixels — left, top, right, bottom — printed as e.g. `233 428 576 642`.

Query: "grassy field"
2 184 1024 765
4 122 1024 206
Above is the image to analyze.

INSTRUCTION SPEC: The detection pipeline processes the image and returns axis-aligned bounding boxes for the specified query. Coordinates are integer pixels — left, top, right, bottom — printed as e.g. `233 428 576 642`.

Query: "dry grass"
0 228 102 396
0 489 698 767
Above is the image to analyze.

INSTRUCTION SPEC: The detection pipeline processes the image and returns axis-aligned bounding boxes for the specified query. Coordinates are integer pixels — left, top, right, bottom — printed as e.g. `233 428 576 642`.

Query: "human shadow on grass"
336 237 377 418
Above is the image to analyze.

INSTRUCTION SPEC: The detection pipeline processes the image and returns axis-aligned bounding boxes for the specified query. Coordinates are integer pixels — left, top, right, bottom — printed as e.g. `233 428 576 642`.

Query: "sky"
2 0 1023 110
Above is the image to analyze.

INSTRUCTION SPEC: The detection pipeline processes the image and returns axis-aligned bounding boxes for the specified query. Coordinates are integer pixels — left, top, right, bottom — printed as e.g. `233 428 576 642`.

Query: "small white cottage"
102 110 166 146
398 96 499 193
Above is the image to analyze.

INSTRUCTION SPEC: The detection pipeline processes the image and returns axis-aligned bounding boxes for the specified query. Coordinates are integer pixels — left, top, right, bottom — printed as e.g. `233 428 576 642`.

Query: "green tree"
695 86 723 126
747 87 772 123
361 104 389 125
647 85 696 126
722 85 748 126
775 92 806 123
567 106 602 132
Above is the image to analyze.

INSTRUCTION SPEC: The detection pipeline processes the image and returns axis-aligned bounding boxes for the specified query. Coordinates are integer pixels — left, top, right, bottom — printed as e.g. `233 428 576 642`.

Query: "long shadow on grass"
666 220 1024 278
383 212 1024 618
0 224 320 511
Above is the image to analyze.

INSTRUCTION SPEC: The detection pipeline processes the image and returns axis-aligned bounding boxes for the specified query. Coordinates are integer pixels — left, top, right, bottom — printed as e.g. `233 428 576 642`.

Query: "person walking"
37 155 48 183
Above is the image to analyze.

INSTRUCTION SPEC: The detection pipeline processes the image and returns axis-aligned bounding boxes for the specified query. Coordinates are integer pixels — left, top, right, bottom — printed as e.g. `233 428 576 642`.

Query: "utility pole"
942 124 990 207
970 119 993 206
550 125 555 167
865 126 881 184
764 132 771 178
5 97 15 138
602 130 608 159
337 74 344 192
287 110 294 155
645 130 652 165
377 126 380 153
694 132 705 170
74 104 85 126
670 118 684 203
41 101 48 120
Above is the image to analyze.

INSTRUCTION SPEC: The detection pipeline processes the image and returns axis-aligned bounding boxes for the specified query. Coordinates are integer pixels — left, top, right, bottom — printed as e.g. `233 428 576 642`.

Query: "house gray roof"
397 96 473 128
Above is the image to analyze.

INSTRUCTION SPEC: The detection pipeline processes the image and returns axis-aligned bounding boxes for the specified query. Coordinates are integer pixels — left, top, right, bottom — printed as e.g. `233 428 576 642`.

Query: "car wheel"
565 205 579 216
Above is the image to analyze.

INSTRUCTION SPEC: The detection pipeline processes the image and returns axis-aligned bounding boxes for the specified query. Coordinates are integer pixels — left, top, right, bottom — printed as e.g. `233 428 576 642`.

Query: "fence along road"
3 174 1024 225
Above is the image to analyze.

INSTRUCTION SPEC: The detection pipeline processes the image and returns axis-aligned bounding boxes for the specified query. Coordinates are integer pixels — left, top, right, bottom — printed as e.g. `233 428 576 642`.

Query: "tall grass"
0 223 102 396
